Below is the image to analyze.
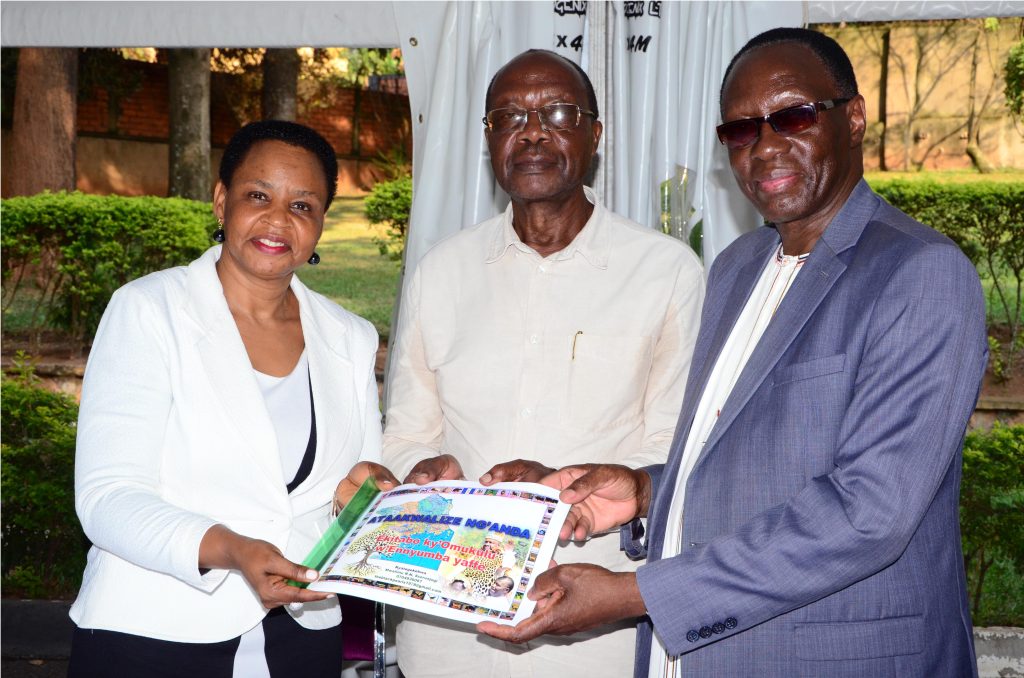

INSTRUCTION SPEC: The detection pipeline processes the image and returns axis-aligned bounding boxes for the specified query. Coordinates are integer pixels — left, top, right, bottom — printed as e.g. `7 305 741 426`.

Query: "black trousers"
68 607 344 678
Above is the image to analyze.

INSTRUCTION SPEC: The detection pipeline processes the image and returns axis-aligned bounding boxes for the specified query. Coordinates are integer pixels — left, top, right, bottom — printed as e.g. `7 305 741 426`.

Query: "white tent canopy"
4 1 1023 271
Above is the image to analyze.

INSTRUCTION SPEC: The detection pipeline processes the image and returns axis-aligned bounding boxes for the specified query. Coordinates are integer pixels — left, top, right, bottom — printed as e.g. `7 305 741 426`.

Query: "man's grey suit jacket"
629 180 987 677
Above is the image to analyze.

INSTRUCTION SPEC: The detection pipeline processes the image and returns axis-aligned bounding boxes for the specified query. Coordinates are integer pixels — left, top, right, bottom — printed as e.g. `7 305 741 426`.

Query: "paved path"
2 659 69 677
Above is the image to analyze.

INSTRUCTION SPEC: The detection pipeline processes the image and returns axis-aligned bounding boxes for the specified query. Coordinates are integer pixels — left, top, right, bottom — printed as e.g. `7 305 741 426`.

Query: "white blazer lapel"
184 247 285 489
290 279 357 491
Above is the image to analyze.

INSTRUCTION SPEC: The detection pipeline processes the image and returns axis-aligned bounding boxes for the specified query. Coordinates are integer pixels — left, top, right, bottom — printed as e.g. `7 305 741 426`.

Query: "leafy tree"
345 525 401 573
1005 38 1024 129
206 47 405 125
210 48 264 126
964 18 1005 173
338 48 404 88
297 48 404 113
825 19 1023 171
960 425 1024 621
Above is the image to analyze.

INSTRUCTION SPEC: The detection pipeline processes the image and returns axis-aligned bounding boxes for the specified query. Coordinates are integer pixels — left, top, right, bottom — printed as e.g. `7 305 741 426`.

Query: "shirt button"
521 408 532 417
537 265 546 273
529 334 539 344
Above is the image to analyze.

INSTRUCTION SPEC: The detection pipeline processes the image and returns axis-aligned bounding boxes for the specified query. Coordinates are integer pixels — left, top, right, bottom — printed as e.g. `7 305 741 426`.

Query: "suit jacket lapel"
691 180 879 473
185 247 284 489
687 239 778 413
696 251 847 461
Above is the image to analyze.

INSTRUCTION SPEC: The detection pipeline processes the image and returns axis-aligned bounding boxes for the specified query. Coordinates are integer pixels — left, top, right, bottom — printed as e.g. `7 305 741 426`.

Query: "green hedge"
364 175 412 262
1 191 215 342
870 180 1024 376
867 179 1023 270
1 360 86 598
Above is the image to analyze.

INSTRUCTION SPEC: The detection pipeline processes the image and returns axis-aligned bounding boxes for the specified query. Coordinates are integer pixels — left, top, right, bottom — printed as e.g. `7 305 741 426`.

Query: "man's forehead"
491 55 585 100
723 43 830 106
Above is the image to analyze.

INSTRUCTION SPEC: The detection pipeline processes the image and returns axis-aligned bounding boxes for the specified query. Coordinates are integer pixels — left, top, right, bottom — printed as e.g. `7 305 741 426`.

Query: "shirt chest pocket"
565 334 654 429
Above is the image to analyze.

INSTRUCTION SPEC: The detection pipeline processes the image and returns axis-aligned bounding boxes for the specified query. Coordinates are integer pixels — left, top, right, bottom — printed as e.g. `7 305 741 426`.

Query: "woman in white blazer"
69 121 398 677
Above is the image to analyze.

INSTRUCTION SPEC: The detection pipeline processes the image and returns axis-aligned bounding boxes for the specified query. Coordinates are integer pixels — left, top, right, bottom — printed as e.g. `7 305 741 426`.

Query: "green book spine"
290 477 380 588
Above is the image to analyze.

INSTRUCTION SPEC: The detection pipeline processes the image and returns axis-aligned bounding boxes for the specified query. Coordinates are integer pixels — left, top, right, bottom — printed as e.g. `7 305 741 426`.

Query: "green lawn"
298 196 401 340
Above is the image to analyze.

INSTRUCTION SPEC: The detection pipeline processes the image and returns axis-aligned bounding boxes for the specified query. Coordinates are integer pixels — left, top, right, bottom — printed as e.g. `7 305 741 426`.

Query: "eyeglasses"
482 103 596 134
716 98 851 149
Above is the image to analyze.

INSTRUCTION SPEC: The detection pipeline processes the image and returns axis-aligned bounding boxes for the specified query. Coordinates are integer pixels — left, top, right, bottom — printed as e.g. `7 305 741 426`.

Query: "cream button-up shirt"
383 187 704 678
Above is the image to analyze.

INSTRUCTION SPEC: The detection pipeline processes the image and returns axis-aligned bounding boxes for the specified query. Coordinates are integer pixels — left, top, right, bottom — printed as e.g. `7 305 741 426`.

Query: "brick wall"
73 59 410 195
79 61 171 140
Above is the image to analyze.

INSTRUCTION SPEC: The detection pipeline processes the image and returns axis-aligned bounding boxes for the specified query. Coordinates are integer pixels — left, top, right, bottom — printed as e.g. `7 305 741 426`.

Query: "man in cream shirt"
382 49 704 678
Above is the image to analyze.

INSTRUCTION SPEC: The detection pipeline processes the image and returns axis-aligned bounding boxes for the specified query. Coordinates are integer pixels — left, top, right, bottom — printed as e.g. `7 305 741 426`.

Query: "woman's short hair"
219 120 339 208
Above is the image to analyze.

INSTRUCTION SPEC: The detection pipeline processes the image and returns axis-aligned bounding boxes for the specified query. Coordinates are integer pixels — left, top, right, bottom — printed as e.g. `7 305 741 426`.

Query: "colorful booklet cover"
301 478 570 626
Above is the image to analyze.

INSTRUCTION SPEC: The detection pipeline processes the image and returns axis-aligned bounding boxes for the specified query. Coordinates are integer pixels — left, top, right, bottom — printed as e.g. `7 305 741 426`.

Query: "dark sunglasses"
716 98 851 149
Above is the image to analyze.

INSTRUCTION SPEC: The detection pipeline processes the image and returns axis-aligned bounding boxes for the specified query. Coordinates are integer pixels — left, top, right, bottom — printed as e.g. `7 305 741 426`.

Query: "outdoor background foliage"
1 357 85 598
365 175 412 262
869 178 1024 379
1 191 215 345
960 424 1024 625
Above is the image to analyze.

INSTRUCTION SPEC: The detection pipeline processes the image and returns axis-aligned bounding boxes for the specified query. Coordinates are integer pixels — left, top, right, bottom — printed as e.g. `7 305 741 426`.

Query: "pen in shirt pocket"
572 330 583 360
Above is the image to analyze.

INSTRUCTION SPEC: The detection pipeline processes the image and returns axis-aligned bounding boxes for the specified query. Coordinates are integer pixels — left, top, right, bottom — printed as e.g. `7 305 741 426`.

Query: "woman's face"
213 140 328 282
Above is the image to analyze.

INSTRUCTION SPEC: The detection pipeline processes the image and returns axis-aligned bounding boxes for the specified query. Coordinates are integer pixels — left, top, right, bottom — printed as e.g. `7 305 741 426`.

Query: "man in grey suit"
479 27 987 677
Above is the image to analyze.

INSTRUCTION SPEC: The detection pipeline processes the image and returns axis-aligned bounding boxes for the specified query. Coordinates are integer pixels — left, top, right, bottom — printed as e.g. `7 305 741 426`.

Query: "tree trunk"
878 28 890 172
6 48 78 197
965 25 995 174
261 48 300 121
168 48 211 200
351 87 362 157
967 144 996 173
973 549 992 617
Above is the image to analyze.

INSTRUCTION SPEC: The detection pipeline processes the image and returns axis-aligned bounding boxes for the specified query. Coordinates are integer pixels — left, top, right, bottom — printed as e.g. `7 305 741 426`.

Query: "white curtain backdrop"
394 1 804 273
393 1 588 270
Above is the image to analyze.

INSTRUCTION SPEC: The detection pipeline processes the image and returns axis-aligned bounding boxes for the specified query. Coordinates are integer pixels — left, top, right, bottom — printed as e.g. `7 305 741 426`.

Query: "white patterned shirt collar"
485 186 610 269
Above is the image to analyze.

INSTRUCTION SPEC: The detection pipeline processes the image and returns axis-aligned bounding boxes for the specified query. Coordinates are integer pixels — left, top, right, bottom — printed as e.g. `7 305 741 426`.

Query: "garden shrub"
365 175 412 262
1 358 86 598
960 423 1024 626
869 180 1024 377
868 180 1023 269
1 191 215 343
